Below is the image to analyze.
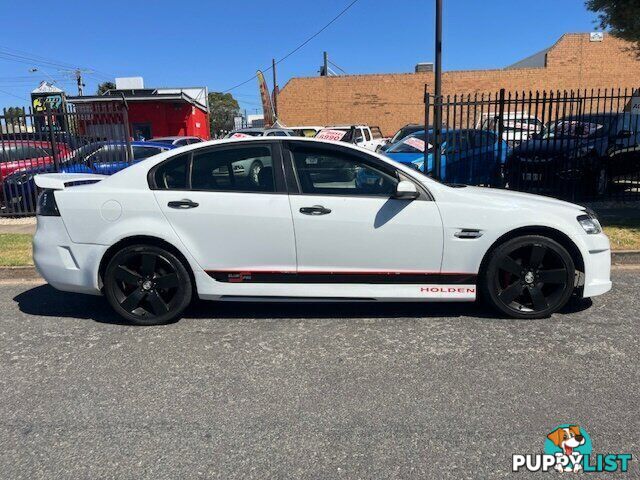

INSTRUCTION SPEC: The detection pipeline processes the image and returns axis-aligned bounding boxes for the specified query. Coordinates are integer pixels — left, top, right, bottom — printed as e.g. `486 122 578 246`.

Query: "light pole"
432 0 443 181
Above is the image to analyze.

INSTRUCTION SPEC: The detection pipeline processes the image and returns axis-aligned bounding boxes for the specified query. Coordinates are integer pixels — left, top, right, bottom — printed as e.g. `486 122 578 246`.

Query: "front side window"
292 147 397 196
191 146 275 192
363 128 372 141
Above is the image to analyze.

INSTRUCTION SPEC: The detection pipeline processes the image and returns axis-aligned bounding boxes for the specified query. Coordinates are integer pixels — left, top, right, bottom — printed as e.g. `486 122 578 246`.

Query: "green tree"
208 92 240 137
586 0 640 48
4 106 26 126
96 81 116 95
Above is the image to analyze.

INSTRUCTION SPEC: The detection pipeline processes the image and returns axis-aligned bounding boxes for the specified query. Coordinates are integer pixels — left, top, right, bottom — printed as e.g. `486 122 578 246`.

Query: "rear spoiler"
34 173 107 190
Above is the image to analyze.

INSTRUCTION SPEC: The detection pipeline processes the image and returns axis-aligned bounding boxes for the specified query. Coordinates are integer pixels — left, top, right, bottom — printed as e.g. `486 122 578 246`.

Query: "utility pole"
432 0 443 180
75 69 85 96
272 58 278 117
323 51 328 76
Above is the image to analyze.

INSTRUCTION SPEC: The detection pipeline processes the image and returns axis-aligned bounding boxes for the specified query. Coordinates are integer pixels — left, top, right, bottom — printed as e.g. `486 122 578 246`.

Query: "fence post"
46 105 60 172
433 92 442 181
496 88 506 179
120 93 133 164
424 85 430 174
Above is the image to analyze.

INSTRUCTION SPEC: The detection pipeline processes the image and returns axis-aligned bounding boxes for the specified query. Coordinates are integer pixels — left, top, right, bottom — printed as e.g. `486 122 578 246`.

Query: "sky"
0 0 600 113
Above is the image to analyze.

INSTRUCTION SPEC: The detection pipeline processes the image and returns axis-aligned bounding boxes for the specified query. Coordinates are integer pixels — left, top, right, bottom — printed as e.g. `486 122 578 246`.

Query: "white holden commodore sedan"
33 137 611 325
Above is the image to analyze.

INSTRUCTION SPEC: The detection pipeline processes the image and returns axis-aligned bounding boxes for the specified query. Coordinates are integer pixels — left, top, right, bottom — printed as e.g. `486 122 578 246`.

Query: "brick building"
278 33 640 136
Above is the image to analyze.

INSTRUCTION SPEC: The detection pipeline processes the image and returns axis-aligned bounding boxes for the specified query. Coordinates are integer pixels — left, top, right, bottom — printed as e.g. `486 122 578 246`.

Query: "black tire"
480 235 575 319
104 244 192 325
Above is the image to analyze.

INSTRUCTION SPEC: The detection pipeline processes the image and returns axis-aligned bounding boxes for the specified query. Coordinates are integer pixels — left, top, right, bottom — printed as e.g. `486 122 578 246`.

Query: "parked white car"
150 136 204 147
478 112 543 146
33 137 611 325
315 125 388 151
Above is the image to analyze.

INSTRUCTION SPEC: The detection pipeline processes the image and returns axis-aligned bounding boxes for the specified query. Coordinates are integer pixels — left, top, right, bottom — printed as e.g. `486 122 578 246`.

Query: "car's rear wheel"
104 245 192 325
481 235 575 319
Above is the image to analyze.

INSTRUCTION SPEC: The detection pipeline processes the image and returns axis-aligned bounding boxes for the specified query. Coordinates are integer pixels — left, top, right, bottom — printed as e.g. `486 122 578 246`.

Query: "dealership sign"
316 129 347 141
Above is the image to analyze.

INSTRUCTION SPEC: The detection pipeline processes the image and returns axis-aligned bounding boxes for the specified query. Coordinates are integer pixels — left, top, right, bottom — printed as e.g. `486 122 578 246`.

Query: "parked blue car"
383 129 508 186
3 141 175 211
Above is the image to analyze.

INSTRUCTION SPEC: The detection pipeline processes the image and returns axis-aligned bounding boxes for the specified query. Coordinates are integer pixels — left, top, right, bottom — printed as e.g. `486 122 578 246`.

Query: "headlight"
577 212 602 234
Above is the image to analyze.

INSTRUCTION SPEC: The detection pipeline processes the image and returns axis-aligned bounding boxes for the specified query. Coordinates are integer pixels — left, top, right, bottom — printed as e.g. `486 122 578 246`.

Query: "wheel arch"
478 226 585 281
98 235 197 295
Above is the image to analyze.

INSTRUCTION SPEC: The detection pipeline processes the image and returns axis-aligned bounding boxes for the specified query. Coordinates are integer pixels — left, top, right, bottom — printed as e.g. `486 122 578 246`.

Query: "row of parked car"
366 112 640 196
0 136 206 212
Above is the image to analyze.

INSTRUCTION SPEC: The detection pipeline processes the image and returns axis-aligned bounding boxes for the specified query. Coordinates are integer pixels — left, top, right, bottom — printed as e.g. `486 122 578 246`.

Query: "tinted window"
191 146 274 192
188 138 202 144
175 139 189 146
292 147 397 196
0 145 48 162
154 153 190 190
133 146 162 160
150 139 175 145
363 128 372 141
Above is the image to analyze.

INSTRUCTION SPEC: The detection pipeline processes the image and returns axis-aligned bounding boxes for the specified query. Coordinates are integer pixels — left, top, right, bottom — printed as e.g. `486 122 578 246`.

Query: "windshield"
390 126 422 144
387 133 434 153
315 128 354 142
544 118 613 139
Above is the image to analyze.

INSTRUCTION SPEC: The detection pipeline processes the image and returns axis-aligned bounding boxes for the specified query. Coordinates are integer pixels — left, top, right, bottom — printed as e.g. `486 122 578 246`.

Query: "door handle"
168 199 199 209
300 205 331 215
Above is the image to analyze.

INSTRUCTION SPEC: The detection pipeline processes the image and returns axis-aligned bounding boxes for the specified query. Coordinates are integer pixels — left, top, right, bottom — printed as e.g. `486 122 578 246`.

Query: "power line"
221 0 361 93
0 88 28 102
0 46 115 80
328 60 348 75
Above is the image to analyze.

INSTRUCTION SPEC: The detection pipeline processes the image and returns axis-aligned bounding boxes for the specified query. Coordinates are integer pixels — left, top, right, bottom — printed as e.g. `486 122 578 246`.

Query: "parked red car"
0 140 70 181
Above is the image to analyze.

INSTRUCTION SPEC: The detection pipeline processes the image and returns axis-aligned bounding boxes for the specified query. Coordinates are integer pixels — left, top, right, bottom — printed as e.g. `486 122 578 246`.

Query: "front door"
152 142 297 277
284 141 444 283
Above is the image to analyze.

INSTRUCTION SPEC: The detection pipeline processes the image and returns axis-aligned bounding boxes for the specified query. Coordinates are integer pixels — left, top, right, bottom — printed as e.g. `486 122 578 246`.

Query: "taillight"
36 189 60 216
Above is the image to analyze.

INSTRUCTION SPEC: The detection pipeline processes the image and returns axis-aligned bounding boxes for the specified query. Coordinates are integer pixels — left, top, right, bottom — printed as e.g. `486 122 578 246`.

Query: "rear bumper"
33 216 106 295
579 232 612 298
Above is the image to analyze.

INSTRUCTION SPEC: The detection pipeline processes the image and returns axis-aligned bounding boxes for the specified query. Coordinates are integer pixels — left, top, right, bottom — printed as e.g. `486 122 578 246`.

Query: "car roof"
152 136 199 141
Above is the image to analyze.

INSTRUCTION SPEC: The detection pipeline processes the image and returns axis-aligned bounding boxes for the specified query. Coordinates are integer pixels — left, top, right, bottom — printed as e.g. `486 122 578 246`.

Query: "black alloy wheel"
104 245 192 325
482 235 575 319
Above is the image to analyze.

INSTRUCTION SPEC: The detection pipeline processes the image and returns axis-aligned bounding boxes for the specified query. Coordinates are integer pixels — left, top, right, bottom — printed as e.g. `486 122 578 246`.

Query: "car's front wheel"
104 244 192 325
481 235 575 319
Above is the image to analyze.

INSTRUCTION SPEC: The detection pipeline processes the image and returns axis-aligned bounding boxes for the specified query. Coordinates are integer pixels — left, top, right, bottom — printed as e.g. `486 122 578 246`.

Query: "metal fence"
424 87 640 201
0 102 130 216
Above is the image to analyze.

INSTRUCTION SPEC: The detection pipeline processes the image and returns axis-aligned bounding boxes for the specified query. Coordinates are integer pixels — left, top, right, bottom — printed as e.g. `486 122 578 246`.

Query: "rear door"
152 141 297 275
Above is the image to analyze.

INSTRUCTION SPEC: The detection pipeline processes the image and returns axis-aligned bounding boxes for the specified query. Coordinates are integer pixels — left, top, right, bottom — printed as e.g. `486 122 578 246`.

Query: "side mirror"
393 180 419 200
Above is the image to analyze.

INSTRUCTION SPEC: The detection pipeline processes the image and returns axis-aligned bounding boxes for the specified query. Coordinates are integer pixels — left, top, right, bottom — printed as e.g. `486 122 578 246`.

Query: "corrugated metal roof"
506 48 549 70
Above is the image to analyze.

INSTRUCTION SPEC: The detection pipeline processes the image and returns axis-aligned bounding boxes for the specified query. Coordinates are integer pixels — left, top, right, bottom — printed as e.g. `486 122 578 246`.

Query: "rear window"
371 126 383 139
0 145 49 162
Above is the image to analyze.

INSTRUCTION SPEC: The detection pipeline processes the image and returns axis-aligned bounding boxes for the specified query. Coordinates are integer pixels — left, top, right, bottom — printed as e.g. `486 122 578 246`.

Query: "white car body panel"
32 137 611 305
288 194 443 273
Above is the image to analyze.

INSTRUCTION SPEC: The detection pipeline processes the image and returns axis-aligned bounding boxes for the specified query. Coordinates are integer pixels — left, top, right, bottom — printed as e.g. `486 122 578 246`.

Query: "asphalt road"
0 270 638 479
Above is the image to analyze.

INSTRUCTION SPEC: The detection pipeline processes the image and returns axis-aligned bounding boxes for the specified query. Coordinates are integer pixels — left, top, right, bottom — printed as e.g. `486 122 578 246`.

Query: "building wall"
128 102 210 139
278 34 640 136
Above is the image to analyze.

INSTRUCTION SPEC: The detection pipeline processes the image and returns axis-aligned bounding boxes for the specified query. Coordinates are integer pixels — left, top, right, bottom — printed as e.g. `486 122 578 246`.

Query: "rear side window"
154 153 190 190
371 127 383 139
191 146 275 192
133 146 162 160
363 128 372 141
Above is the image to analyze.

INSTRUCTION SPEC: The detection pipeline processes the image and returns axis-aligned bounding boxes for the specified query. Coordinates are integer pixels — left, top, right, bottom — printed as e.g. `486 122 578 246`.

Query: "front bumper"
33 216 107 295
579 232 612 298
